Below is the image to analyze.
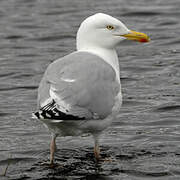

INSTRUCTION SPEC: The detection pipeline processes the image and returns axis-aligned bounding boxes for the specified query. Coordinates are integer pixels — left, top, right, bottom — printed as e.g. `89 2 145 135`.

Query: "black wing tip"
32 112 40 119
33 100 86 120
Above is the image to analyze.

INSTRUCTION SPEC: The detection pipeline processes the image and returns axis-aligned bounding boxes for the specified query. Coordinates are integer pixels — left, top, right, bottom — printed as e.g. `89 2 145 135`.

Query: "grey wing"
36 52 120 120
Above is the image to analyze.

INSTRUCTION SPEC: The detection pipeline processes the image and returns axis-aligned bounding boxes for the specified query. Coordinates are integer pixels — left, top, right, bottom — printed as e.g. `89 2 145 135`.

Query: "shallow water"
0 0 180 179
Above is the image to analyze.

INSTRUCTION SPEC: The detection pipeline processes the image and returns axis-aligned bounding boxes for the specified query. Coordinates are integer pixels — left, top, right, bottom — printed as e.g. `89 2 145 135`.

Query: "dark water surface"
0 0 180 179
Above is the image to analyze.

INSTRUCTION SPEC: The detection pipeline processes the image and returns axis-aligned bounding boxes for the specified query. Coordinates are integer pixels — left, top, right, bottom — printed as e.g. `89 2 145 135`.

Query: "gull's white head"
76 13 150 50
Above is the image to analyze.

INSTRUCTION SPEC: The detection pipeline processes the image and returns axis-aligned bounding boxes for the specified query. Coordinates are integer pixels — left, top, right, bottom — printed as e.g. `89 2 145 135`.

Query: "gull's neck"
77 46 120 83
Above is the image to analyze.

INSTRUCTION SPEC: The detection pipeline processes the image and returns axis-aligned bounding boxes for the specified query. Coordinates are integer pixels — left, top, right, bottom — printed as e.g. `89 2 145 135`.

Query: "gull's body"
33 13 149 165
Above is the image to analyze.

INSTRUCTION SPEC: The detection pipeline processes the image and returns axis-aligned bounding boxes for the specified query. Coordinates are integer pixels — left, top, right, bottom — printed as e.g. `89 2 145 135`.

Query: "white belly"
40 117 113 137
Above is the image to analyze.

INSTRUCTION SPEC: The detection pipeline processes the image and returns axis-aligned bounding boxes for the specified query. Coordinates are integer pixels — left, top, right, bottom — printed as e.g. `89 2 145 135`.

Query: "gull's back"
36 51 120 121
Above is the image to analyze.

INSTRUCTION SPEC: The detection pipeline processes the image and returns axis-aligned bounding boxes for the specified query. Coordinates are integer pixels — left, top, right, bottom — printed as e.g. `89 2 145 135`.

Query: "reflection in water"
0 0 180 179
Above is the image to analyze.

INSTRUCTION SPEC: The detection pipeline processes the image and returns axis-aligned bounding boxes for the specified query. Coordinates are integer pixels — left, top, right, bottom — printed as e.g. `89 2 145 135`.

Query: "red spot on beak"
139 38 149 43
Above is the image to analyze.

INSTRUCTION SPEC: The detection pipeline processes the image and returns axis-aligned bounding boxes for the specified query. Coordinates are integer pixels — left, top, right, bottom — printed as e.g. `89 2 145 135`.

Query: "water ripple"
122 11 161 17
155 105 180 111
0 86 37 91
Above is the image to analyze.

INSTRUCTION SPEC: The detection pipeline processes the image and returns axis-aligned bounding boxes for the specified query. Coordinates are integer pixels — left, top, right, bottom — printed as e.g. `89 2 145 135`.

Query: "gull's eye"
106 25 114 30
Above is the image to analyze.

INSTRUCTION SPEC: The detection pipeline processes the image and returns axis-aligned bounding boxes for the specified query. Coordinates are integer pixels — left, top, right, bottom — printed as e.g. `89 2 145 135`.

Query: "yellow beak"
121 30 150 43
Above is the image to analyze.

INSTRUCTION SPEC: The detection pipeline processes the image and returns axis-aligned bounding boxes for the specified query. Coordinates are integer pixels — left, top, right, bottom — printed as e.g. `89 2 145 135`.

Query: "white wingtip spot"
32 113 37 119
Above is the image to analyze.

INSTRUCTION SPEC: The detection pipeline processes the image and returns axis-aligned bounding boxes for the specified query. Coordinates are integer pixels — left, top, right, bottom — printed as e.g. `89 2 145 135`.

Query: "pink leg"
50 134 57 165
94 137 100 161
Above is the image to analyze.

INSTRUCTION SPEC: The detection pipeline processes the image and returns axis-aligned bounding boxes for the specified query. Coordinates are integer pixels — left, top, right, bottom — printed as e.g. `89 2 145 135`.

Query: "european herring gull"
33 13 150 165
